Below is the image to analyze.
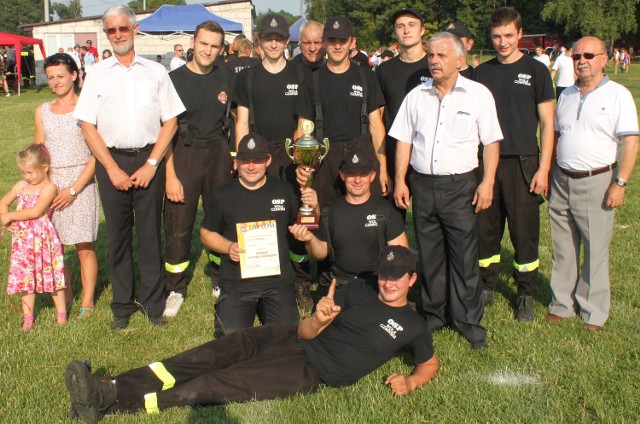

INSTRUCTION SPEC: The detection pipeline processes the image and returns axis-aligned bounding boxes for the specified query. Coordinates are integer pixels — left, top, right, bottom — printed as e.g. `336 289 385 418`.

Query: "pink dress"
6 184 66 295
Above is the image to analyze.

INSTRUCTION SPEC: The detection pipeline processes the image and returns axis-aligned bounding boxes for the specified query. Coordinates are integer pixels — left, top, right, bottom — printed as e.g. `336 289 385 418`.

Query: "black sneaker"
111 316 129 330
65 360 100 423
149 315 168 327
516 295 535 322
483 289 495 307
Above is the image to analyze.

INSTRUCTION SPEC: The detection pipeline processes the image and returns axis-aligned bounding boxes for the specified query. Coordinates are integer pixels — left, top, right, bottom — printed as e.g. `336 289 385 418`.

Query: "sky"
80 0 303 19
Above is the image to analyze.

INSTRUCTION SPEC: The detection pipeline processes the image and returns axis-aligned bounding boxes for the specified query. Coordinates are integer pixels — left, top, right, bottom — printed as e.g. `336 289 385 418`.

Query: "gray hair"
429 32 465 57
299 20 324 41
101 5 136 30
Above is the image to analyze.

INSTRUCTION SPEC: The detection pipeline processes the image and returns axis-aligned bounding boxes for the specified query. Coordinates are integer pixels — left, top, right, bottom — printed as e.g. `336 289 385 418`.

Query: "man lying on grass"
64 245 439 422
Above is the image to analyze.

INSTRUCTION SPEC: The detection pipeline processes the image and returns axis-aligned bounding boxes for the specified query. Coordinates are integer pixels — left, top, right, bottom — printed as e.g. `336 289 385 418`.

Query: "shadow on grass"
188 405 240 423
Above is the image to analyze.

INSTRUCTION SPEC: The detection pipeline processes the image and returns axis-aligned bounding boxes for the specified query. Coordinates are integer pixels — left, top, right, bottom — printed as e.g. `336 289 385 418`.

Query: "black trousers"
478 156 541 296
108 325 322 414
410 170 486 345
164 137 232 294
214 281 299 338
95 149 166 318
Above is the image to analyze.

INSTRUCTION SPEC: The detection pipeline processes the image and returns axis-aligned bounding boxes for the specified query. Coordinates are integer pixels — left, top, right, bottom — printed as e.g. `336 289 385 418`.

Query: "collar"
421 73 470 94
106 54 144 70
574 74 609 92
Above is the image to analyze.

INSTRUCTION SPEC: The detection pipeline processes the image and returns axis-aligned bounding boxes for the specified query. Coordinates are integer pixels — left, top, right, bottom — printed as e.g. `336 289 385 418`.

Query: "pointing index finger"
327 278 337 299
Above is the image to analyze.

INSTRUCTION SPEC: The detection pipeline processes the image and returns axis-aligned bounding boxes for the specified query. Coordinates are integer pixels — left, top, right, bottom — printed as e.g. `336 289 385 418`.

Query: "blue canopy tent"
288 17 307 42
137 4 243 34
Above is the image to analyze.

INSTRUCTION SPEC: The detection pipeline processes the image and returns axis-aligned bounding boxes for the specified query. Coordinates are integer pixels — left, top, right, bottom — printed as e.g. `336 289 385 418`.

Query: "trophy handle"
284 138 295 162
318 138 330 162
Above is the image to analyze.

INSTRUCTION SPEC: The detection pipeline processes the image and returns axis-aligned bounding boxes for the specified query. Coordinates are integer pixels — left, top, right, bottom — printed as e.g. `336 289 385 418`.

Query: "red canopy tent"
0 32 46 96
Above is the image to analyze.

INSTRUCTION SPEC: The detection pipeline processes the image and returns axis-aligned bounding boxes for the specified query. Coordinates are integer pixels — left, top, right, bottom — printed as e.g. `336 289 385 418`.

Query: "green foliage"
256 9 302 26
51 0 83 20
0 0 42 34
542 0 640 44
128 0 186 13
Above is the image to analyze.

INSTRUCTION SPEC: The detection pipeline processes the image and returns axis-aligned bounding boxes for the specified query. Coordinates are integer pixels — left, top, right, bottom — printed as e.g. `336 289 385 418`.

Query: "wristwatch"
69 186 77 197
147 158 158 167
615 178 627 187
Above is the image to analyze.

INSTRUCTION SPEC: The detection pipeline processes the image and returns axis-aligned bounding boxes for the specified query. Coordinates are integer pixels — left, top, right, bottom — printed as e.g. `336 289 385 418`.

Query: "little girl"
0 144 67 330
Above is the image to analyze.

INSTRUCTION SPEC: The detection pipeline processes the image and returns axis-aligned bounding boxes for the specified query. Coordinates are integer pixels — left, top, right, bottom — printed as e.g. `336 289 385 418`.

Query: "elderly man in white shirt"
547 36 638 331
74 5 185 329
389 32 502 349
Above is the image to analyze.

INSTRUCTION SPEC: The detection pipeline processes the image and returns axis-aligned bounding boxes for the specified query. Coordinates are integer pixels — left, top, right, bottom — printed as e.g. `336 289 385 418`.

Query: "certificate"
236 220 281 279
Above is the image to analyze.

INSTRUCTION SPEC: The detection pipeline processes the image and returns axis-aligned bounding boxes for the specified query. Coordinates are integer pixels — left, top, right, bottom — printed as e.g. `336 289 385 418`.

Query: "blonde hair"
17 144 51 176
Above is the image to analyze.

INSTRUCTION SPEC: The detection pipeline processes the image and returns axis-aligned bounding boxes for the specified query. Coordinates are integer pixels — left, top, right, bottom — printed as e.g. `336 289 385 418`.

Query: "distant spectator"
82 46 95 73
6 44 16 66
533 46 551 69
58 47 64 54
472 54 480 67
85 40 99 61
170 44 186 70
102 49 112 59
156 54 163 64
224 38 259 74
186 48 193 63
0 56 10 96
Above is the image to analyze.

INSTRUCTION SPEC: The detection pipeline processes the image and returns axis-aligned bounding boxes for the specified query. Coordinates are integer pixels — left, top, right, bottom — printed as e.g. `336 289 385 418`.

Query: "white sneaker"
212 287 221 298
163 291 184 317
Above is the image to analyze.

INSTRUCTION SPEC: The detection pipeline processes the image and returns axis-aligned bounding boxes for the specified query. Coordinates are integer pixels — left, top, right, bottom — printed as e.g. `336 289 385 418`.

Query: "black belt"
413 168 476 181
109 144 153 156
559 163 616 179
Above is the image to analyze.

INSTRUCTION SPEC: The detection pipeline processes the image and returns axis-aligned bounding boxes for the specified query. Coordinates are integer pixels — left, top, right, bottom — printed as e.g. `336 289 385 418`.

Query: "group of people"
0 3 636 421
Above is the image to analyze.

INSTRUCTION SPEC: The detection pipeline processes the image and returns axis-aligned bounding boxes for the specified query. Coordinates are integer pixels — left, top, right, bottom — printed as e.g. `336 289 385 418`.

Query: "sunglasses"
44 53 74 66
571 52 604 61
104 26 132 36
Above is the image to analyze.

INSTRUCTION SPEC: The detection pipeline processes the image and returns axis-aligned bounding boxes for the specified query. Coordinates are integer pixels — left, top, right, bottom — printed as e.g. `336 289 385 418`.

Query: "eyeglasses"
104 26 132 36
571 52 604 61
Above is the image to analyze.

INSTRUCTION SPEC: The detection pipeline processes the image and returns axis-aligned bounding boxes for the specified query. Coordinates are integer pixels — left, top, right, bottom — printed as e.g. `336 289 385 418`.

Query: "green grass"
0 71 639 423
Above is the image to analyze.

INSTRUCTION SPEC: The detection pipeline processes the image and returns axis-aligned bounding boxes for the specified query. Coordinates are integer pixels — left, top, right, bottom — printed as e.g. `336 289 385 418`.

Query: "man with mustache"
389 32 502 349
74 5 185 329
547 36 638 331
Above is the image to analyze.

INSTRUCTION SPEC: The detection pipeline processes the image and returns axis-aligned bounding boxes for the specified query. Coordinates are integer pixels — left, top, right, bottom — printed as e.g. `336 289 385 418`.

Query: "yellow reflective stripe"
164 260 189 273
479 254 501 268
148 362 175 390
144 393 159 414
208 253 221 265
230 151 237 158
289 251 309 263
513 259 539 272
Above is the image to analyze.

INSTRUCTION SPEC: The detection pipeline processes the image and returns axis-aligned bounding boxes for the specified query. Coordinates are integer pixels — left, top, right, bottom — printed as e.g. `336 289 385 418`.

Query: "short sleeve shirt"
74 56 185 149
201 178 299 285
474 54 554 156
300 280 434 387
317 196 405 274
552 54 575 88
295 64 385 142
389 75 503 175
554 77 639 170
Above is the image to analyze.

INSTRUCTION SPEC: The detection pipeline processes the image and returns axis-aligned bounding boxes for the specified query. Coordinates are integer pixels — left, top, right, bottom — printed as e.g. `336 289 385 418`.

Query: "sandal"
78 307 93 319
22 314 36 331
56 311 68 325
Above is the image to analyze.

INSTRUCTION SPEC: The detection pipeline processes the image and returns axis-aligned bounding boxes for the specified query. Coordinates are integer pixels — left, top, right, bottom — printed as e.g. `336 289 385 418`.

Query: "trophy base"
297 211 319 231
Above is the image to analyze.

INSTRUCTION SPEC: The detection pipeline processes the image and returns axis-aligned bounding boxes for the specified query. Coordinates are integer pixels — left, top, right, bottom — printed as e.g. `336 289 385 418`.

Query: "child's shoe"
22 314 35 331
56 311 68 325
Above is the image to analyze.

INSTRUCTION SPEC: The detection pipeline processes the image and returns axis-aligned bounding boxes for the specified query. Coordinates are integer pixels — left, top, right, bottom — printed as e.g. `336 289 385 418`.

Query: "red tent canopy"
0 32 46 93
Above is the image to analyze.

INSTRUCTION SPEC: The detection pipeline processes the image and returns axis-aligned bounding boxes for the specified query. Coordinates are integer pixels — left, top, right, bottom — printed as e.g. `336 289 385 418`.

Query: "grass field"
0 68 638 424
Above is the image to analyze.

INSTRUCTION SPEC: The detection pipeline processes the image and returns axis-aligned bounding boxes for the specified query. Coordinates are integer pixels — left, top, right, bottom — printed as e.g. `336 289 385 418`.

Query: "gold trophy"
285 120 329 230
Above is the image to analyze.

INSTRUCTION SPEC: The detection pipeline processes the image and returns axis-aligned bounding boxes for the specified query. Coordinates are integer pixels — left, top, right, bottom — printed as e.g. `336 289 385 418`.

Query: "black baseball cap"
377 246 417 279
443 21 473 39
340 144 375 173
236 133 271 159
324 17 353 39
391 8 424 24
380 50 394 60
259 14 290 38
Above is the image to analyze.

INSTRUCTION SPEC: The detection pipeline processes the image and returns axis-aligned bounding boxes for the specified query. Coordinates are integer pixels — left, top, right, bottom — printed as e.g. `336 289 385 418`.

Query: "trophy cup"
285 120 329 230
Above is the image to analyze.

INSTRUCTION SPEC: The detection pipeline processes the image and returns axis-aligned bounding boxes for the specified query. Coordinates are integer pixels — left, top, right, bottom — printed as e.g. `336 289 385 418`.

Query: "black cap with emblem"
323 17 353 39
236 133 271 159
340 141 375 173
259 14 290 38
377 245 417 279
